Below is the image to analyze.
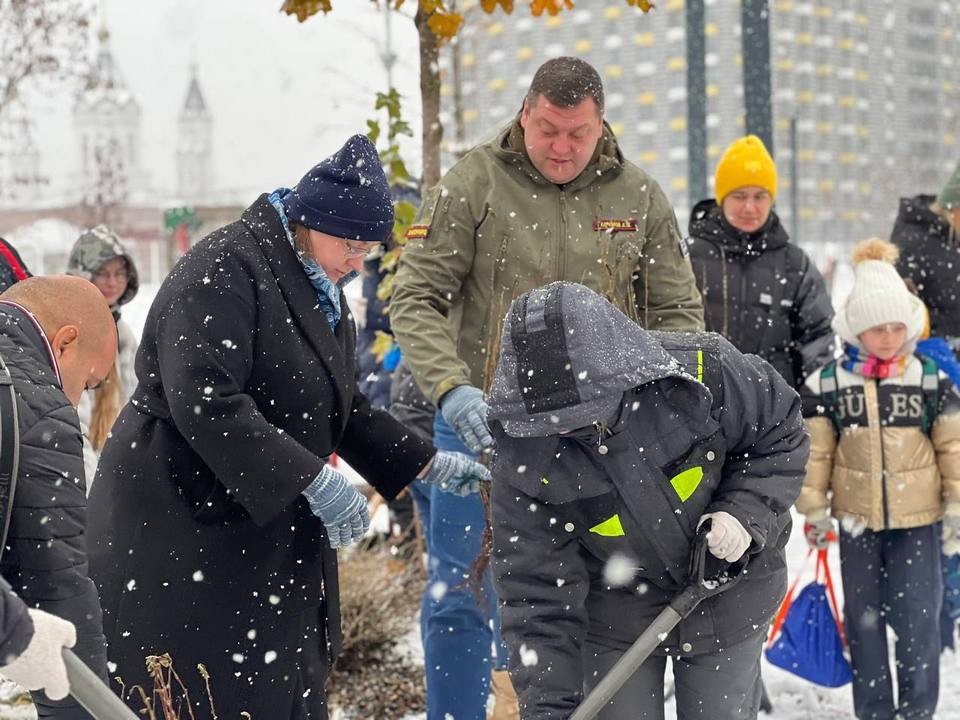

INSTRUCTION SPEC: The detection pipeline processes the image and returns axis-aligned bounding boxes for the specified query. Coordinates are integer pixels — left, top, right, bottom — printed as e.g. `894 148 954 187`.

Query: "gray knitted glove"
423 451 490 497
302 465 370 549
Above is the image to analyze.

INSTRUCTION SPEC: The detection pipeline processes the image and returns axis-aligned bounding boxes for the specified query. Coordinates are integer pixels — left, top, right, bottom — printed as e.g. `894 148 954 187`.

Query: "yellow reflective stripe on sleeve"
696 348 704 383
670 466 704 502
589 514 625 537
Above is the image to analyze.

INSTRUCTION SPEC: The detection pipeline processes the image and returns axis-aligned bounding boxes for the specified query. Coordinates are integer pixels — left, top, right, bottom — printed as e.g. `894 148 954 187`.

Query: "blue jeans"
409 414 508 720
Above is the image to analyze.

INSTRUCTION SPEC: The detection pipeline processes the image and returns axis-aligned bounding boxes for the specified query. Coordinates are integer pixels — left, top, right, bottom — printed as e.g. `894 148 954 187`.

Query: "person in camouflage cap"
65 225 140 487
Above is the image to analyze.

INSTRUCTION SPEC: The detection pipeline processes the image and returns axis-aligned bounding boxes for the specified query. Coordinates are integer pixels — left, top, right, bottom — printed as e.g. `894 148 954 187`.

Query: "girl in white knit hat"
795 237 960 720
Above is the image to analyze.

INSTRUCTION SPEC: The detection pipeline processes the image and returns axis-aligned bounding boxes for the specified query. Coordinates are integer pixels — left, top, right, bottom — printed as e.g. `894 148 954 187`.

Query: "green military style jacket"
390 119 705 407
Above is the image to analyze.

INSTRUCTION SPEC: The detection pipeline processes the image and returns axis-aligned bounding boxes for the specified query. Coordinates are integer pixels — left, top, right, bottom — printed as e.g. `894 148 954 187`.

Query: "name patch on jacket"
405 224 430 240
593 219 638 235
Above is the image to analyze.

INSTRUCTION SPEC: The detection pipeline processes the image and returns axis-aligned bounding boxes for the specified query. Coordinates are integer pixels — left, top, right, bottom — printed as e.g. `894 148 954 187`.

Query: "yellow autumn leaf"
625 0 656 11
481 0 515 12
427 9 463 39
280 0 332 22
419 0 446 14
371 330 396 363
530 0 574 17
376 272 395 303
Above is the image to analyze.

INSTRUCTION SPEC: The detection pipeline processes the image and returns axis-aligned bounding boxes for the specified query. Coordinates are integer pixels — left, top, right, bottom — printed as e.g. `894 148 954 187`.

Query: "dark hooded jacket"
687 200 835 389
0 302 107 719
0 238 30 292
893 194 960 339
487 282 808 719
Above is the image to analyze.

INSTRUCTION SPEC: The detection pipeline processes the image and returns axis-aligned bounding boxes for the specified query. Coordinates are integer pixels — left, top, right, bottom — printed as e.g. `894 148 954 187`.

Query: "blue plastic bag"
765 580 853 687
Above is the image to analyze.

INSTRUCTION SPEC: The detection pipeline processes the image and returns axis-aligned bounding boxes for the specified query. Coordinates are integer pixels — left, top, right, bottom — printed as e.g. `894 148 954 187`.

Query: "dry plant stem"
197 663 218 720
463 281 515 600
146 654 197 720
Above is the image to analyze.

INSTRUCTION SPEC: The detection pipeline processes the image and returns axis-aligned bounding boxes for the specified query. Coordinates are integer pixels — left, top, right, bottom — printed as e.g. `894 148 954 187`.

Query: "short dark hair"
525 57 604 114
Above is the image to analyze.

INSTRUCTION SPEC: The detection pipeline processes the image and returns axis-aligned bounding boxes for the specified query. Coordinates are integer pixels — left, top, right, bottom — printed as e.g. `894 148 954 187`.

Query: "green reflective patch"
696 349 704 383
671 466 704 502
589 514 625 537
540 477 549 485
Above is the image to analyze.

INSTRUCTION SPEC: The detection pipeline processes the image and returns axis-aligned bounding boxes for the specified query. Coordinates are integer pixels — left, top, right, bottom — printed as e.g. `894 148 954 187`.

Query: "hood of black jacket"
893 194 953 240
487 282 687 437
688 198 790 256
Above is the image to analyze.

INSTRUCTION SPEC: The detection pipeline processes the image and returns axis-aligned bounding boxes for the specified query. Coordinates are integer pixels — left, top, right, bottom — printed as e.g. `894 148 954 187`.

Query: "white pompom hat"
833 237 926 345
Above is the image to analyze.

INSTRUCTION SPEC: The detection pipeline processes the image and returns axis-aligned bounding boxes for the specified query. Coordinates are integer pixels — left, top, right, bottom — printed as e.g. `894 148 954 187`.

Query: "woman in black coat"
86 135 486 719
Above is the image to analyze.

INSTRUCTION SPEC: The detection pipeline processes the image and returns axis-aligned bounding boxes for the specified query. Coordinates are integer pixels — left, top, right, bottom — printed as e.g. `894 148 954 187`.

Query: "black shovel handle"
63 649 139 720
569 521 748 720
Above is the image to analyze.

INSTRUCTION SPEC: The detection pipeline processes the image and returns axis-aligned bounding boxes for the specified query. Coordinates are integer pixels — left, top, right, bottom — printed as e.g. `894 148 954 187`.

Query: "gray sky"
27 0 422 204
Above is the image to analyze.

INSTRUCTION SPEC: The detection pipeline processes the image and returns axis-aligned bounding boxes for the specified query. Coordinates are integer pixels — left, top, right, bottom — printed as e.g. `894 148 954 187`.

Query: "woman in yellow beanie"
687 134 834 390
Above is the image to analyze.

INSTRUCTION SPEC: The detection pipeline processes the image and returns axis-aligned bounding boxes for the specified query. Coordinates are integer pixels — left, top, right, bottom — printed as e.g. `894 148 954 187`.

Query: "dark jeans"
839 525 942 720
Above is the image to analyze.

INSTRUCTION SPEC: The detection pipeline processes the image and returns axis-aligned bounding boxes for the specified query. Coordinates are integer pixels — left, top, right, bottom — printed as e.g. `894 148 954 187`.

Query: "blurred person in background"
65 226 140 487
687 135 835 391
0 238 31 292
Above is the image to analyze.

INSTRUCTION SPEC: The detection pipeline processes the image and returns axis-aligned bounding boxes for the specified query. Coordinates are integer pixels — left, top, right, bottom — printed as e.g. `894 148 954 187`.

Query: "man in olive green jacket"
390 56 703 720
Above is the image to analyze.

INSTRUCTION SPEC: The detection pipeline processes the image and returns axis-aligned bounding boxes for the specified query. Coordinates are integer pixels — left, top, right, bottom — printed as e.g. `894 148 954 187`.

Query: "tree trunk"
415 6 442 188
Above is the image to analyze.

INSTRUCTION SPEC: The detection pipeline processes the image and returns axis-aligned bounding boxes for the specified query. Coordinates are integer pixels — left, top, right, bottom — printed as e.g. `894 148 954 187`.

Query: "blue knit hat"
283 134 394 243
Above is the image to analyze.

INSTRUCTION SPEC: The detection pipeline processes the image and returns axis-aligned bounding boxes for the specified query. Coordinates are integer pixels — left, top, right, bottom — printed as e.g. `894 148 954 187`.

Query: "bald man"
0 276 116 719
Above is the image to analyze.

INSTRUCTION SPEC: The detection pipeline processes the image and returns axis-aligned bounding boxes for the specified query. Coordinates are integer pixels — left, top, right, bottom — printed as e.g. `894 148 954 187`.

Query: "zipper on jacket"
558 190 567 277
875 379 890 529
737 256 748 348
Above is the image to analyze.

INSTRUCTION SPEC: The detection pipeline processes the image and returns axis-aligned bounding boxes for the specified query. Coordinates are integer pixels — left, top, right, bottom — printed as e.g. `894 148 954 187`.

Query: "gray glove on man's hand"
422 451 492 496
440 385 493 453
302 465 370 549
0 608 76 700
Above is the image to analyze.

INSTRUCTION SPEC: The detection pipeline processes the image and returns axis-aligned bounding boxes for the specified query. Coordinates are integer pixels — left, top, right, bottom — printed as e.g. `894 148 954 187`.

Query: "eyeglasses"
340 239 378 259
93 268 129 281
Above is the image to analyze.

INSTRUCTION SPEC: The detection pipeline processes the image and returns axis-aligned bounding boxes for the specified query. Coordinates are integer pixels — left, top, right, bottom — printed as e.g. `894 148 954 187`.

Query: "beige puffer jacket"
796 355 960 530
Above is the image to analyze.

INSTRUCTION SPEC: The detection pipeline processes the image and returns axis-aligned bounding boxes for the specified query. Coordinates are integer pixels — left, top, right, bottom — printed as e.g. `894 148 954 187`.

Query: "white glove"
0 608 76 700
943 504 960 556
698 511 752 562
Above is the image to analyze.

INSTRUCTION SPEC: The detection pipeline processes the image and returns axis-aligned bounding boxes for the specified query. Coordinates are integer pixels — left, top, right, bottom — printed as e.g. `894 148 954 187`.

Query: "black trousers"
582 630 764 720
840 524 942 720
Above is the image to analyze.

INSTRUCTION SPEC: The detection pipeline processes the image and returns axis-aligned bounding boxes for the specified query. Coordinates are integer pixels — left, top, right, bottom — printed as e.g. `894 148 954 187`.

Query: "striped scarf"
840 343 908 379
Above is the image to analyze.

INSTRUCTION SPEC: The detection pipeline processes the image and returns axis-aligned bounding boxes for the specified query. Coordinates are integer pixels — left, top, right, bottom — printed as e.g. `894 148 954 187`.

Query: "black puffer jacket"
0 303 106 719
687 200 835 389
487 282 808 719
893 194 960 339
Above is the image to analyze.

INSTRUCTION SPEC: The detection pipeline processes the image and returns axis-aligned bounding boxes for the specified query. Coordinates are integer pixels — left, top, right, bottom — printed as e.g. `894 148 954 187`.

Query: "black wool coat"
893 194 960 339
87 195 433 720
0 304 107 720
687 200 835 389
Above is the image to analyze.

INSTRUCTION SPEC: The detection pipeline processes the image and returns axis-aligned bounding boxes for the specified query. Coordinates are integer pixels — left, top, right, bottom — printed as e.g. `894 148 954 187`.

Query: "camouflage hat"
937 162 960 210
66 224 139 306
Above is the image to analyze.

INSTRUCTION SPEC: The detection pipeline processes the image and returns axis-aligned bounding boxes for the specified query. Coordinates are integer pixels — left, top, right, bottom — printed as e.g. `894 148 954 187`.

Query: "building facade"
442 0 958 259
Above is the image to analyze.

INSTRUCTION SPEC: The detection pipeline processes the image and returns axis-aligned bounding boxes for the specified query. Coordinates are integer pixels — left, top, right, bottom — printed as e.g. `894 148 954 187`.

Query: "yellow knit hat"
714 135 778 203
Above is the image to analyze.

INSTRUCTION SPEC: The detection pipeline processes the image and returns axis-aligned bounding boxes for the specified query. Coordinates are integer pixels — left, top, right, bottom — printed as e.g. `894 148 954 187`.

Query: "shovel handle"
570 521 750 720
63 649 140 720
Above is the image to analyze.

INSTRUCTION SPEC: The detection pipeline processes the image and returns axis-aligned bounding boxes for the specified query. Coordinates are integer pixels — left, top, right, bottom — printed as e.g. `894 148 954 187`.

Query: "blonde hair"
930 202 960 240
89 361 121 451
